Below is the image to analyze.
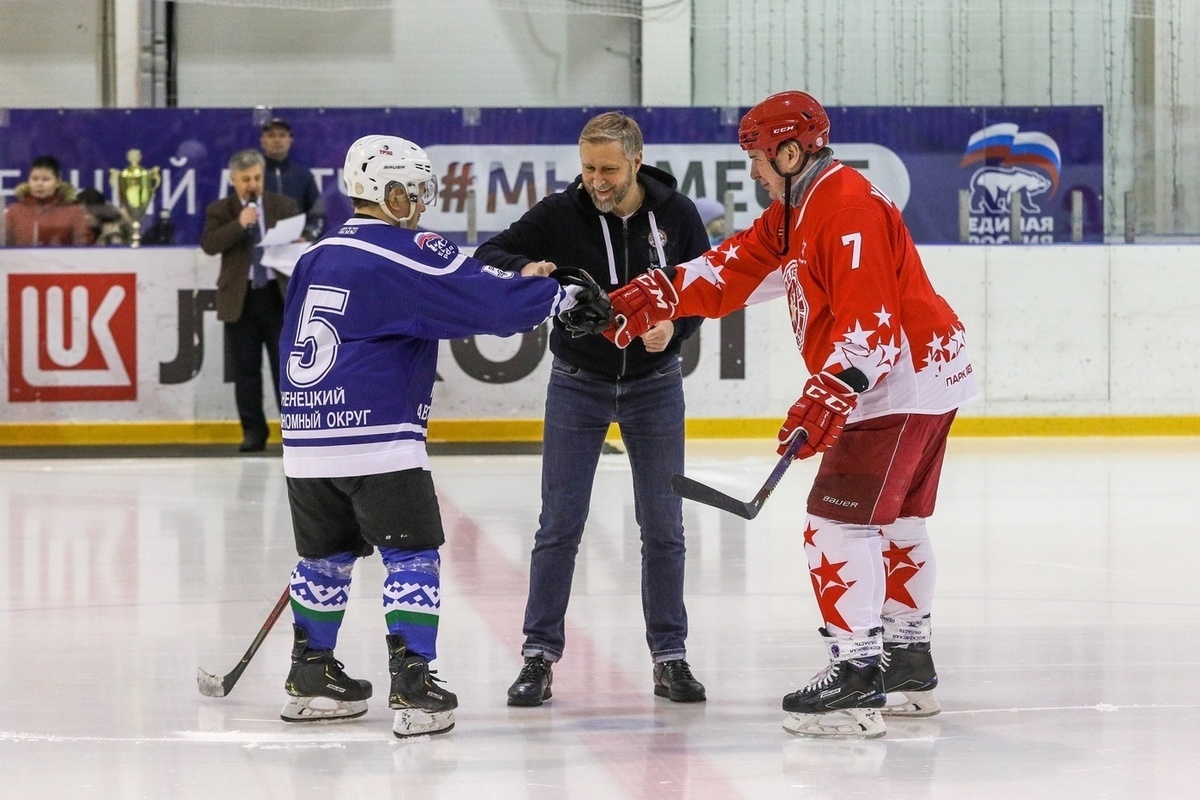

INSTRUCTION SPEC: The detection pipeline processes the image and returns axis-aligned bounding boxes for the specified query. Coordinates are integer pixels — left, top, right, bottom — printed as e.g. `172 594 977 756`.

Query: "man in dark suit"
201 149 299 452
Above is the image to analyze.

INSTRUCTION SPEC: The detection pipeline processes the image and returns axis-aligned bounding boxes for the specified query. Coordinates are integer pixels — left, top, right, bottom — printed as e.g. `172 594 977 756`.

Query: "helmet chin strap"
770 149 814 256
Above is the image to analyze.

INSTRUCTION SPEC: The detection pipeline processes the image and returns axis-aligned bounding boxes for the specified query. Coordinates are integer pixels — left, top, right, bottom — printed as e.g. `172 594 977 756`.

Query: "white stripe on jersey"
282 422 427 441
305 236 468 276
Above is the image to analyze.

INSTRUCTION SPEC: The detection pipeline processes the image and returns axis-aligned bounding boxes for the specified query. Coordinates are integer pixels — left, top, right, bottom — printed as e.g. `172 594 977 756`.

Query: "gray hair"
228 148 265 173
579 111 643 162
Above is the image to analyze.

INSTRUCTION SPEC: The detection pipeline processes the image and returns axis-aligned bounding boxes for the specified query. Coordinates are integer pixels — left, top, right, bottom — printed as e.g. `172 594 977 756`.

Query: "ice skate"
782 630 886 739
881 641 941 717
388 634 458 739
280 625 372 722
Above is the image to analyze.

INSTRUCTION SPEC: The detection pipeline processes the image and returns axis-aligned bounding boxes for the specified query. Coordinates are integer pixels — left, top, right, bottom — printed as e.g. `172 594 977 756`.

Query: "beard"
585 168 635 214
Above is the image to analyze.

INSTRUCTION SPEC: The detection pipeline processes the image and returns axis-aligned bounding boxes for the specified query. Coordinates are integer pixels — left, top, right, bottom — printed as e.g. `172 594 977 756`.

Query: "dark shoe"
653 659 706 702
238 436 266 452
507 655 553 706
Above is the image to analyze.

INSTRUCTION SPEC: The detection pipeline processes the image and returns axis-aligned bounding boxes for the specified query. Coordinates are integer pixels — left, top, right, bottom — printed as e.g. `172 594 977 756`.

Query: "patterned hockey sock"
880 516 936 637
289 552 356 652
380 547 441 662
803 515 885 635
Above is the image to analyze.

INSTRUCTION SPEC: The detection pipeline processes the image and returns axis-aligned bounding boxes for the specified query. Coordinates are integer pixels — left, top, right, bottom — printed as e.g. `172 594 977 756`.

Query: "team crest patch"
414 231 456 258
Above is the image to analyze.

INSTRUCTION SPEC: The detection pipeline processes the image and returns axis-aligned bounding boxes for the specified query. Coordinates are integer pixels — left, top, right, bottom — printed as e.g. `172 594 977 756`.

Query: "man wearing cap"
260 118 324 239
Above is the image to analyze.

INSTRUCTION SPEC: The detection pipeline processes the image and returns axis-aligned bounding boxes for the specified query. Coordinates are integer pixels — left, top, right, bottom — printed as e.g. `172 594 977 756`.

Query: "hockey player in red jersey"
587 91 978 738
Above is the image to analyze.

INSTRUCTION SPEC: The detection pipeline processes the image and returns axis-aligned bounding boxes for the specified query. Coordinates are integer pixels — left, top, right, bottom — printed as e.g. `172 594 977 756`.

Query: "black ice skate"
782 637 886 739
387 634 458 738
881 641 941 717
280 625 372 722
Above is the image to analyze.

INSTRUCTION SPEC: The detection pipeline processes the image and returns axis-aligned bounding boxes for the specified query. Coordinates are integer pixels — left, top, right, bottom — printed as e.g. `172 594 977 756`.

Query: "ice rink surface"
1 437 1198 799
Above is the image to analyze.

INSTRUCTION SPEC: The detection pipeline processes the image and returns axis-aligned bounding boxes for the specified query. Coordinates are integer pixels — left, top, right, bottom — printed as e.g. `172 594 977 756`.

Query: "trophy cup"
109 149 162 247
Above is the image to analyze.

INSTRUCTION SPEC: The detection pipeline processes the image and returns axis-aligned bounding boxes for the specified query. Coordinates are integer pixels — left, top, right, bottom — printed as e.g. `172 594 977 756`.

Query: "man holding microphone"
201 149 299 452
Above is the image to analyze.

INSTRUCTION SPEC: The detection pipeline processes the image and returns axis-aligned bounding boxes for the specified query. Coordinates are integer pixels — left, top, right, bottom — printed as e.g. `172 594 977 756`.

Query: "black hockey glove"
552 267 614 337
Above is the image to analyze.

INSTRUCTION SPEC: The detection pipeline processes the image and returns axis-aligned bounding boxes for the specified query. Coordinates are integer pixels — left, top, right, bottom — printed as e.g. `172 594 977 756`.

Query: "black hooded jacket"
474 164 708 379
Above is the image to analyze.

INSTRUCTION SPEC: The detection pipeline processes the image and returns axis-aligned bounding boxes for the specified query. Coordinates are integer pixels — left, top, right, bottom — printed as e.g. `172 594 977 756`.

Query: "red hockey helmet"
738 91 830 160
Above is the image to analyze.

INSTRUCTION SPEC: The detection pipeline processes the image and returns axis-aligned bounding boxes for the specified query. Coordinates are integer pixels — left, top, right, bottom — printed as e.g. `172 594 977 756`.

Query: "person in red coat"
3 155 93 247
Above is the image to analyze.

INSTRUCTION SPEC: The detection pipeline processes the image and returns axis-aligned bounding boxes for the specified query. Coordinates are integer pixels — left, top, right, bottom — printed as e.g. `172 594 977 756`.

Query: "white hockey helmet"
342 134 438 208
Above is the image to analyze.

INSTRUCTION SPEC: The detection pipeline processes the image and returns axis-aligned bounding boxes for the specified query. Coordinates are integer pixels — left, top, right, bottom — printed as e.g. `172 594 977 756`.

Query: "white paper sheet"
260 213 306 246
260 242 310 276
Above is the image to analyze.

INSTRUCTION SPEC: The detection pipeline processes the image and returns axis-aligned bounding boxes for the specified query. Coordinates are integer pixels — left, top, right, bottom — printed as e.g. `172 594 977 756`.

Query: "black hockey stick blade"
671 431 807 520
197 584 291 698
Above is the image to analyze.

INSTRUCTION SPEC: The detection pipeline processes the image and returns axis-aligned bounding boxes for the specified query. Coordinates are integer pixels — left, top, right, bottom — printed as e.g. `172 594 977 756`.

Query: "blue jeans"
522 357 689 663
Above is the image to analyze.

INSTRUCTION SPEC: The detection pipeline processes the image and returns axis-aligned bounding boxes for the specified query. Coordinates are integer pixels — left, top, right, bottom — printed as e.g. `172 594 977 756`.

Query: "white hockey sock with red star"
803 515 885 636
879 516 936 642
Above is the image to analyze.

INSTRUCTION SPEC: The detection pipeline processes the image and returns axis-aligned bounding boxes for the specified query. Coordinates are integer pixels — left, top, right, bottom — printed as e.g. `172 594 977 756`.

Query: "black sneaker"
284 625 372 702
507 655 553 707
782 656 885 714
386 634 458 712
881 642 940 717
653 659 706 703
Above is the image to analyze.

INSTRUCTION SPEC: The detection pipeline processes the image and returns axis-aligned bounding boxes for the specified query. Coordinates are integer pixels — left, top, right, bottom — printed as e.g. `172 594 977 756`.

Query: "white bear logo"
969 167 1052 214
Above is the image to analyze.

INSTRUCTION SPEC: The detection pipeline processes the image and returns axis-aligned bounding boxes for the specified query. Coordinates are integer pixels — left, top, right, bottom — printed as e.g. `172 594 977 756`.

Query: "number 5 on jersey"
287 285 349 388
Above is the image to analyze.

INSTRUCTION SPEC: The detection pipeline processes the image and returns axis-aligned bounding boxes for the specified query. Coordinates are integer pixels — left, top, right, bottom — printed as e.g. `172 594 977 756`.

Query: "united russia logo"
961 123 1062 243
8 273 138 402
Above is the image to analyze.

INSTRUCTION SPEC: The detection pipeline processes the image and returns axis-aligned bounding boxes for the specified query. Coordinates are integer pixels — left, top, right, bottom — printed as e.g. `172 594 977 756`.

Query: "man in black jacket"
260 118 324 239
475 111 710 707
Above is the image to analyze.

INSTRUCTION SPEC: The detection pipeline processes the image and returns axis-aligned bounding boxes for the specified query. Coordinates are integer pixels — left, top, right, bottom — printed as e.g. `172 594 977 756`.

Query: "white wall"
174 2 637 107
0 0 99 107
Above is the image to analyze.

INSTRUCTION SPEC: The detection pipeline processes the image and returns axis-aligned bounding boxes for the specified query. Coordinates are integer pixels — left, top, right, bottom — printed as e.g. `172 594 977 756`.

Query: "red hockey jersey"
672 161 977 421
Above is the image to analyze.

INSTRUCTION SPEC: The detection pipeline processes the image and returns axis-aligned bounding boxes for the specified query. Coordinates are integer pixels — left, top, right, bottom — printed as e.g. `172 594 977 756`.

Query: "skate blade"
783 708 886 739
280 695 368 722
393 709 455 739
883 690 941 717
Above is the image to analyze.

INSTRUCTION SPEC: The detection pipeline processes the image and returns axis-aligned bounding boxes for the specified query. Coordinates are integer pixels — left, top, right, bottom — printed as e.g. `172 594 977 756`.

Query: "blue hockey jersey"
279 216 573 478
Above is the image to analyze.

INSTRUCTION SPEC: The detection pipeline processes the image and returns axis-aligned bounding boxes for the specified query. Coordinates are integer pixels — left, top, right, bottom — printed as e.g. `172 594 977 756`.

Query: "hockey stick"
197 584 290 698
670 431 807 520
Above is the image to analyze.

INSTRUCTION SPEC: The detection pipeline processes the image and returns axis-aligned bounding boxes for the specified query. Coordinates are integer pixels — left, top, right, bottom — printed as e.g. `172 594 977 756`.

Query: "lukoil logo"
8 273 138 401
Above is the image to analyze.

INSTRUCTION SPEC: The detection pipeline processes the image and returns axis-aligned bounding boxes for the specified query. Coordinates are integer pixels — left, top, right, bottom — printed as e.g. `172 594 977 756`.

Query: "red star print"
803 523 819 548
883 542 923 609
810 554 854 633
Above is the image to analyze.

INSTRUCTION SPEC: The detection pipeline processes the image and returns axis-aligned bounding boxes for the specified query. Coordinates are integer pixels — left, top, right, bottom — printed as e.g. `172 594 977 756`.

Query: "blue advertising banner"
0 105 1103 246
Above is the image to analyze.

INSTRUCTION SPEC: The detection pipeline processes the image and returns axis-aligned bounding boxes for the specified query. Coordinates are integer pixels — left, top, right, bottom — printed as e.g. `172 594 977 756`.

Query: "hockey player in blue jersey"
276 134 611 738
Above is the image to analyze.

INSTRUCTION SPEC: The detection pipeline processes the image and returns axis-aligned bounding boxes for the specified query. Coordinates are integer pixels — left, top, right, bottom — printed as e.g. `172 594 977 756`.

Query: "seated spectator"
694 196 731 246
4 155 94 247
76 188 134 247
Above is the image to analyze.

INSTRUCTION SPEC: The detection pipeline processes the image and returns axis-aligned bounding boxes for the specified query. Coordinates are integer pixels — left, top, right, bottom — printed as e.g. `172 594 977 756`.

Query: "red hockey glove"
602 268 679 349
777 372 859 459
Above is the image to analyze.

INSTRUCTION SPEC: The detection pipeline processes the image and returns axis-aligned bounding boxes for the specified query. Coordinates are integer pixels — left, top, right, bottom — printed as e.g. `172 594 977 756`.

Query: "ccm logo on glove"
777 371 860 460
602 268 679 349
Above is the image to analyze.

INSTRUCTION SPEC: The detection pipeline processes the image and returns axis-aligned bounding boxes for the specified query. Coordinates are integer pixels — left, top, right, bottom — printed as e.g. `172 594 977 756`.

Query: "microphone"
245 192 259 231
